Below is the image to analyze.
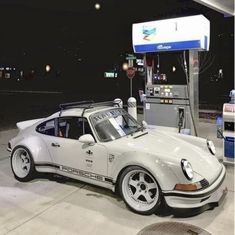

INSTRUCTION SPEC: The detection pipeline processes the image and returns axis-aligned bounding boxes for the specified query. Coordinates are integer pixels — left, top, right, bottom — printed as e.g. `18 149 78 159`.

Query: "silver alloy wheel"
122 169 159 212
12 147 31 178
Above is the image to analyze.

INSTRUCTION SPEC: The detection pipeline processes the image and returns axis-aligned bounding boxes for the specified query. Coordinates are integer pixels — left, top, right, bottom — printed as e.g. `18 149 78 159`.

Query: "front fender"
151 129 209 154
170 132 209 153
109 151 180 191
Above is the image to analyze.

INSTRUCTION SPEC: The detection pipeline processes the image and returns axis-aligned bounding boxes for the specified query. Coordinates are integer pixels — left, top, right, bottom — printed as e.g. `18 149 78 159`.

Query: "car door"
39 116 109 183
36 118 81 168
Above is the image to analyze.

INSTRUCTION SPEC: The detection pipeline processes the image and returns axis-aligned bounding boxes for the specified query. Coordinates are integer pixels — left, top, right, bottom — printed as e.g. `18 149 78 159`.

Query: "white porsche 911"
8 101 227 215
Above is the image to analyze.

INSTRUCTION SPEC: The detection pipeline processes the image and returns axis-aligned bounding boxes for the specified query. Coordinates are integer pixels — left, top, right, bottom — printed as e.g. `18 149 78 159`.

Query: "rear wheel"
119 166 162 215
11 146 36 182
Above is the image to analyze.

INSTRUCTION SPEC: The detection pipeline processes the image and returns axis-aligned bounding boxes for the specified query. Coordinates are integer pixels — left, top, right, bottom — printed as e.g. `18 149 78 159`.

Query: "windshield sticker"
93 109 126 123
109 117 126 137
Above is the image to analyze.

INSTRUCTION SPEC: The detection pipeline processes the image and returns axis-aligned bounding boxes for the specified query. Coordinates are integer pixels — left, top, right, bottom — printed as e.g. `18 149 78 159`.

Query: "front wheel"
119 166 162 215
11 146 36 182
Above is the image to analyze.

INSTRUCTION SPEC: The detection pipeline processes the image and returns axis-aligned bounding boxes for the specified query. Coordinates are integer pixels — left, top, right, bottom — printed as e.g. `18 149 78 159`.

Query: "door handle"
86 150 93 155
51 142 60 147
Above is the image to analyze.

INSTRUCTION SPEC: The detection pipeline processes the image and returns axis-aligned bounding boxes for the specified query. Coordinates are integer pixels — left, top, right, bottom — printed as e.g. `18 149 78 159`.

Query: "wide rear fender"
11 135 53 163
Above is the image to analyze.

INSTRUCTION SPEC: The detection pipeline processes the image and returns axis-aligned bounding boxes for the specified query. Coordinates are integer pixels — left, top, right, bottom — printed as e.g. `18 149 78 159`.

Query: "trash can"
224 137 235 158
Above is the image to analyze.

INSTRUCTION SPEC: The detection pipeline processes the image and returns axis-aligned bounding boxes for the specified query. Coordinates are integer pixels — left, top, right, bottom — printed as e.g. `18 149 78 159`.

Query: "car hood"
108 130 222 184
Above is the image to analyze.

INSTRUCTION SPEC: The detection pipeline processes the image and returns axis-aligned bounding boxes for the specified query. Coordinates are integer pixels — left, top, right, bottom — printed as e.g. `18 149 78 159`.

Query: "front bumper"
163 165 227 215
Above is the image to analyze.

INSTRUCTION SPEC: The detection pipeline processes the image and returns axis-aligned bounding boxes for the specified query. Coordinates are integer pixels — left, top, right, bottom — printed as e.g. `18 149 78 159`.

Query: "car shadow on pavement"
35 171 122 200
35 172 176 217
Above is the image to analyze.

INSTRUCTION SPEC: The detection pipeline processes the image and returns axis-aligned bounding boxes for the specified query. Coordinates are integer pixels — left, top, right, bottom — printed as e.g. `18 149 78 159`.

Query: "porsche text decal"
35 162 113 184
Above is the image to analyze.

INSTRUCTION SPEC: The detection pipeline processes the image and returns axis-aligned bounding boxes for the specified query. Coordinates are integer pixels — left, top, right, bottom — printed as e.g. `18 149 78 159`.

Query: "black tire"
118 166 162 215
11 146 36 182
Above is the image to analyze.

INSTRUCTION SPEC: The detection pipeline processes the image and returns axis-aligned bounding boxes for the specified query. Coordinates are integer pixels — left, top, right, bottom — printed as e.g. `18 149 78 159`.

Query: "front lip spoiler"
163 169 226 198
170 186 228 217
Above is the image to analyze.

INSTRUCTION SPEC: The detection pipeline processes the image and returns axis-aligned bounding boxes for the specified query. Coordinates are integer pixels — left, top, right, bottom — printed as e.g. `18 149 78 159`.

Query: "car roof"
47 105 118 119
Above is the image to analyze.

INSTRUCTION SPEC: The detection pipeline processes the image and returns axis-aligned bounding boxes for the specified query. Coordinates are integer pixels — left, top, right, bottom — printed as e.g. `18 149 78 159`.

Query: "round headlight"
207 140 216 155
181 159 194 180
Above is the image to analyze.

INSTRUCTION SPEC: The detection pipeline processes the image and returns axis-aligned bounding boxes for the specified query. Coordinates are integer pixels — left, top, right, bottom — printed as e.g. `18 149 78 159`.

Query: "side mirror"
142 120 148 129
79 134 95 145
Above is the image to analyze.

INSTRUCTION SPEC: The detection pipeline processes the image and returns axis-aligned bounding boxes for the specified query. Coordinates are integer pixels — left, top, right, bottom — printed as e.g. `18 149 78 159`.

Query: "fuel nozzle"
178 107 185 133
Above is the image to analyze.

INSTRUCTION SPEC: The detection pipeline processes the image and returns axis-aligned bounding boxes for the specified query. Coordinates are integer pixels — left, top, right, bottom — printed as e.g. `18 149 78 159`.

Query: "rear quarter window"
36 119 55 136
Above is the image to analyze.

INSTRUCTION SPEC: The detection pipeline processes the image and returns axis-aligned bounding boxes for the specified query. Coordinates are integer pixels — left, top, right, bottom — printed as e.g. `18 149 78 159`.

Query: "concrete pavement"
0 124 234 235
0 129 18 161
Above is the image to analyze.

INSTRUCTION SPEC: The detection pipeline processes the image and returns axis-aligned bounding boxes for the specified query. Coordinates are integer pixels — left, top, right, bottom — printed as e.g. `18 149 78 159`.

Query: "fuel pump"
222 90 235 164
132 15 210 135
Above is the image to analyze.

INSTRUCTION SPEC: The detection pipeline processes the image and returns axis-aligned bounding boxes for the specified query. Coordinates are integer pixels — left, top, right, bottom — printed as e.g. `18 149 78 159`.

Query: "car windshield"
91 108 142 142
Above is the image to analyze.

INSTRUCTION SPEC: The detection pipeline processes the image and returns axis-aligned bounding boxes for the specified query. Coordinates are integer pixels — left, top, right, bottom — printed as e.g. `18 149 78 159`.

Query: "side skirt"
35 162 114 188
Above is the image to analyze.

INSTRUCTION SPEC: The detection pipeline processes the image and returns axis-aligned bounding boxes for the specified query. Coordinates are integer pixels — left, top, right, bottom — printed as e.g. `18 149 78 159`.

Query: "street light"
122 63 128 71
45 65 51 73
94 3 101 10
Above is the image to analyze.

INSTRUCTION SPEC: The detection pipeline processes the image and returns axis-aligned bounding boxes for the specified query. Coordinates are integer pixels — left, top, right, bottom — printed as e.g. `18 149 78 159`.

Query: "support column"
189 50 199 136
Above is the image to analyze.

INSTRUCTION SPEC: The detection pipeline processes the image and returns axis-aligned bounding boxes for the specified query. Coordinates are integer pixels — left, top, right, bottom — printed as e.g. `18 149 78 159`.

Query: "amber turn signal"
174 182 201 191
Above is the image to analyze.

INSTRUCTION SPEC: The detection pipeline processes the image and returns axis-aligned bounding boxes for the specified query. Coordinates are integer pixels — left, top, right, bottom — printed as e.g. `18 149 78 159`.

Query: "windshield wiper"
136 126 144 132
130 125 145 136
133 131 148 139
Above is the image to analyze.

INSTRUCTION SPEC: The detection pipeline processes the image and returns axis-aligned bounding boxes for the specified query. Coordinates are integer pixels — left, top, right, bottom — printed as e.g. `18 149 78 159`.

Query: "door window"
58 117 93 140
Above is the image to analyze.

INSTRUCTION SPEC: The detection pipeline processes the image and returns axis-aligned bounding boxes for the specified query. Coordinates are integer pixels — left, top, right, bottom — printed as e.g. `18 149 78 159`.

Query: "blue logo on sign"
143 26 156 41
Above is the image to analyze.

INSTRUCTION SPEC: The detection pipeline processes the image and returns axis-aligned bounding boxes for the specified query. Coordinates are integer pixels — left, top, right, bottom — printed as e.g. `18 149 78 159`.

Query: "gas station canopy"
193 0 234 16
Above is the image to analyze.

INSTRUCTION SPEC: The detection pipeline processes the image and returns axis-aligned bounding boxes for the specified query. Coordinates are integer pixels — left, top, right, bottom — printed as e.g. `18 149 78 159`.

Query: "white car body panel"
17 118 44 131
8 105 227 213
41 134 109 177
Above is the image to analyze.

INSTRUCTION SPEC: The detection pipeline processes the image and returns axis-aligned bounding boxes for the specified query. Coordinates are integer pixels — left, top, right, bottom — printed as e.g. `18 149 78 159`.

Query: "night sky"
0 0 234 107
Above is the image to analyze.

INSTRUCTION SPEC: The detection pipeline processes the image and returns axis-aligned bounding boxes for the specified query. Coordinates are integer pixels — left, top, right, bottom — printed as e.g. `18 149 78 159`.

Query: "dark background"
0 0 234 129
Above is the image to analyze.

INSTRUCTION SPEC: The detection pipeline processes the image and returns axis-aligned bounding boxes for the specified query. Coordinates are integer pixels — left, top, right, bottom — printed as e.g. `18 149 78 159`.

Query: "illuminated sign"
136 59 144 66
132 15 210 53
224 104 235 113
126 54 136 60
104 72 118 78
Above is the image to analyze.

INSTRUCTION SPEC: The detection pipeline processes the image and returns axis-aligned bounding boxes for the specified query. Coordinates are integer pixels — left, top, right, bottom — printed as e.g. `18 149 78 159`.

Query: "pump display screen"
224 122 234 131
